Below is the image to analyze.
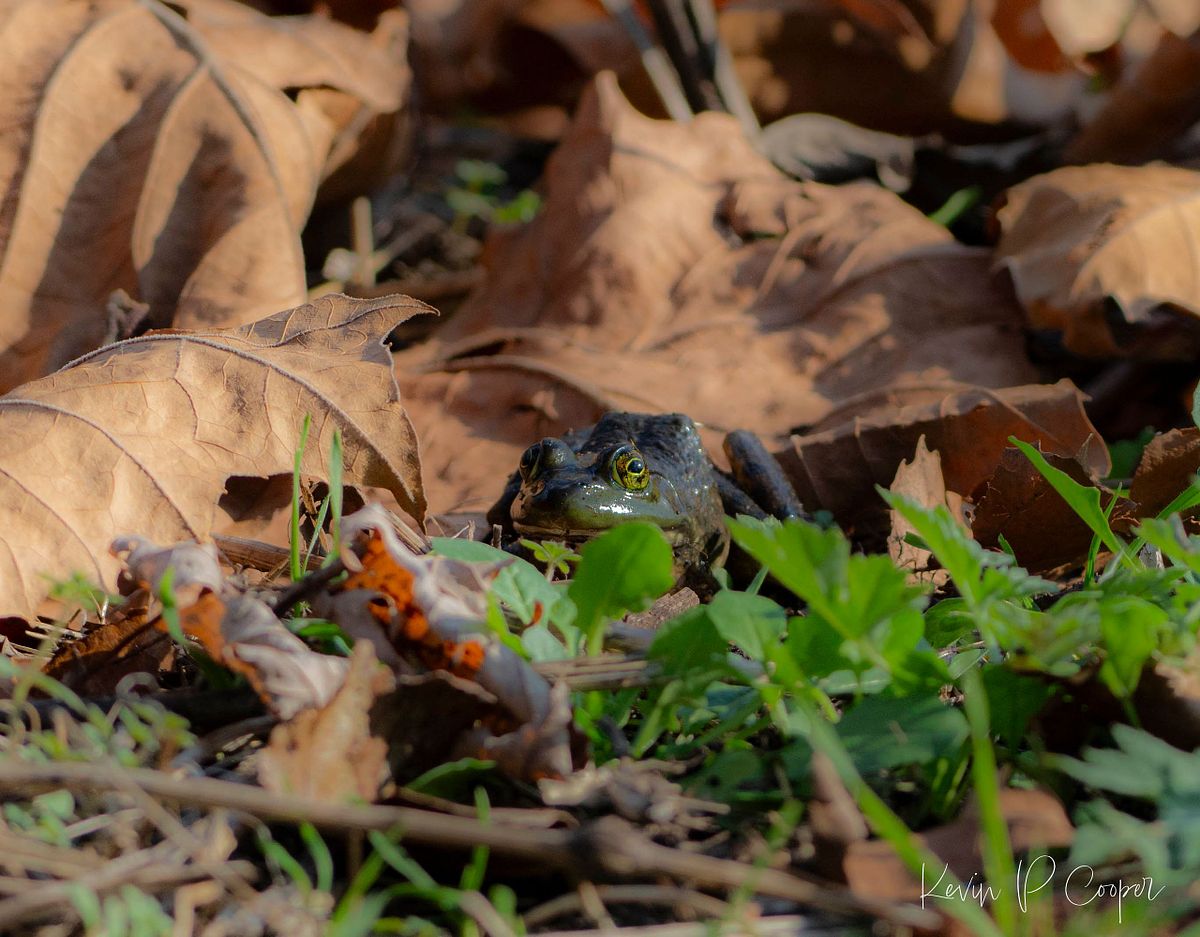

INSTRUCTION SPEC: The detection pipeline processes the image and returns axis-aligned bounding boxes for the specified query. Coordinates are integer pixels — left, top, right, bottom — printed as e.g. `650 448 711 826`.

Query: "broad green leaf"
1098 598 1165 698
835 693 968 775
520 624 569 662
570 523 674 653
707 589 786 660
430 537 571 628
729 517 928 679
980 666 1053 750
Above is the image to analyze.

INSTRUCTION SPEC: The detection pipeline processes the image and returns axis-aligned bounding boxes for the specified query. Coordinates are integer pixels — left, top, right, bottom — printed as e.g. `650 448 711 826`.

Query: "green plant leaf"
1098 597 1165 698
835 692 969 776
980 666 1053 750
706 589 786 659
430 537 574 632
569 523 674 654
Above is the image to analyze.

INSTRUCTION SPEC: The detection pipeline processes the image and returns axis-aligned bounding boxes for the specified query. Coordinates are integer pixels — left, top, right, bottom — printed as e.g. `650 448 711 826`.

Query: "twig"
269 557 348 617
214 534 322 574
0 834 252 931
686 0 759 137
599 0 694 122
523 884 732 929
351 196 376 289
533 916 848 936
0 762 936 928
647 0 718 113
458 890 520 937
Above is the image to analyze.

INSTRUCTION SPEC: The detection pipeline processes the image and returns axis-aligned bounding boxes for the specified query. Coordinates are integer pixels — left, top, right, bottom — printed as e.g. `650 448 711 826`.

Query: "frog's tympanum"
488 412 804 580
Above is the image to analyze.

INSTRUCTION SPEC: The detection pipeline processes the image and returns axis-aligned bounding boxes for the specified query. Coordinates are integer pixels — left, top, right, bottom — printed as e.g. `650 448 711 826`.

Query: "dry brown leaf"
995 164 1200 357
1040 0 1133 56
779 380 1108 543
1064 21 1200 164
193 591 350 719
886 436 964 585
109 533 353 718
844 788 1074 903
1130 427 1200 517
0 0 410 390
971 445 1121 572
0 293 429 622
399 74 1039 515
258 641 392 802
39 591 170 697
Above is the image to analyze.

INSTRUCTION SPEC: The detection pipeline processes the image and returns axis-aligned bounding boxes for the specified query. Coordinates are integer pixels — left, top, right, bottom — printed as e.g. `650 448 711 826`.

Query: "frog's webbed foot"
721 430 808 522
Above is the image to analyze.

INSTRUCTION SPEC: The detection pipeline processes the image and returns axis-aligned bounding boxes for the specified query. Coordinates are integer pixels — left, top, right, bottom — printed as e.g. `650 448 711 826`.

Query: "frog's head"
509 437 690 542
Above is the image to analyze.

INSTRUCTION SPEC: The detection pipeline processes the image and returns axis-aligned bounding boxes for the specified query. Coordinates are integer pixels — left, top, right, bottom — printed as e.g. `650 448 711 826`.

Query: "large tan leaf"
397 74 1040 515
995 163 1200 357
0 293 429 621
0 0 410 391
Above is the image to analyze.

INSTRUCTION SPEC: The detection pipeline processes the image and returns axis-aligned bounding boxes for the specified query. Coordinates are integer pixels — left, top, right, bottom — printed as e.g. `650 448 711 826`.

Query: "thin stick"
0 762 936 928
599 0 694 122
686 0 760 136
351 196 376 289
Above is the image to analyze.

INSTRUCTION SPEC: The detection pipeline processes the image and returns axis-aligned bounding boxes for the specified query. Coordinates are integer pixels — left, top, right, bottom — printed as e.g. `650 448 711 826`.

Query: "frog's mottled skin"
487 412 729 574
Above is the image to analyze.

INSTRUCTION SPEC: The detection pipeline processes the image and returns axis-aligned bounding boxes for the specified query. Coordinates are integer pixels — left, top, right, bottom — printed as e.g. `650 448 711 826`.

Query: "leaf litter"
8 1 1200 934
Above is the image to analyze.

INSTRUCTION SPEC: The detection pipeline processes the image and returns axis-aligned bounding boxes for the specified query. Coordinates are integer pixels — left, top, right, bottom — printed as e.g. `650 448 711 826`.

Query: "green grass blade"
291 414 313 582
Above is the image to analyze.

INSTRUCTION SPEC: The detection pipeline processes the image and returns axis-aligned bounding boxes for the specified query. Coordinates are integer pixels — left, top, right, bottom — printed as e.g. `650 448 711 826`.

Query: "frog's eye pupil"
610 446 649 491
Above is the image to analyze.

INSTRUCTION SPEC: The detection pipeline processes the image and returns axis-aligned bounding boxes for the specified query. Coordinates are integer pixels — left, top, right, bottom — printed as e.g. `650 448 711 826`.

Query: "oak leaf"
0 0 410 390
0 293 429 622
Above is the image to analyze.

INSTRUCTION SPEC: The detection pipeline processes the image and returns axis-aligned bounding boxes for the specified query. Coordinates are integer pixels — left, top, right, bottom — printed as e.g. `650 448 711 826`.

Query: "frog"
487 411 805 581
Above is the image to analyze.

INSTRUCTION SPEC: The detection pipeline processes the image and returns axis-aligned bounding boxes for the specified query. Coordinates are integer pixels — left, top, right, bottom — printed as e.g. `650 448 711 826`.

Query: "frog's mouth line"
512 521 687 546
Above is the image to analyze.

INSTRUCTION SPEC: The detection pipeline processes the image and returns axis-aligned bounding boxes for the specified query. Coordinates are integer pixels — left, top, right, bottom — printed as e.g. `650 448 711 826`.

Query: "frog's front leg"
721 430 807 522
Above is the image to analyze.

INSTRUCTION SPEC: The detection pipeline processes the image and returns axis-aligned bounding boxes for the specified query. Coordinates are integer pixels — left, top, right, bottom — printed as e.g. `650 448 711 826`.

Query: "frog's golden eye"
519 443 541 481
610 446 649 491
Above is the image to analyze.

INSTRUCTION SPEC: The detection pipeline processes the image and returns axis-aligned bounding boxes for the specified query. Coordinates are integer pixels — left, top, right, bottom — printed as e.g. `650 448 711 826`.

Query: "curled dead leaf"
111 538 224 606
258 641 392 803
313 505 577 780
995 164 1200 358
0 293 429 622
886 436 964 586
39 590 170 697
1130 427 1200 518
168 588 349 720
0 0 411 389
